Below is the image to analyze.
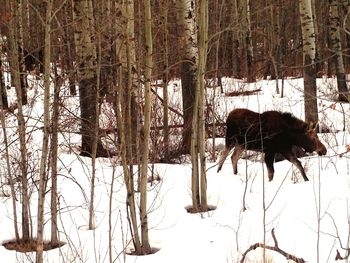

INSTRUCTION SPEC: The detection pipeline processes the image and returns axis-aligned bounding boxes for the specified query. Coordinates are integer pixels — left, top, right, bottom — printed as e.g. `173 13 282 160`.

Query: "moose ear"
308 121 317 131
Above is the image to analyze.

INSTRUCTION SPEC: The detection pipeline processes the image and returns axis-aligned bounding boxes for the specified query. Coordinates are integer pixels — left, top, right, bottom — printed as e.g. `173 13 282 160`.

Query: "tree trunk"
198 0 209 211
73 0 107 157
176 0 198 154
231 0 241 78
17 0 28 106
299 0 319 123
36 1 52 261
239 0 254 82
6 0 30 242
115 0 139 163
0 58 8 109
94 0 113 100
0 73 19 242
162 0 170 161
329 0 349 102
139 0 153 254
114 66 141 253
63 1 77 96
50 65 60 246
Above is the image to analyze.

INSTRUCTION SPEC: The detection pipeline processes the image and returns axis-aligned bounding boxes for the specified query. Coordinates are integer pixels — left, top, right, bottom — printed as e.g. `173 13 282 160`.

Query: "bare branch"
240 228 306 263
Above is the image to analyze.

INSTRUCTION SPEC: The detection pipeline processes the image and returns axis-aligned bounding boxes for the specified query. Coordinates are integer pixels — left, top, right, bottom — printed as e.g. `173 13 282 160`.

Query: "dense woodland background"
0 0 350 262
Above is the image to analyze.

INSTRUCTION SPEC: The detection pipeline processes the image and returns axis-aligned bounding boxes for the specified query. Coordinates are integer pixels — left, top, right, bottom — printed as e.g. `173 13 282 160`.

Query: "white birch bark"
36 1 52 262
176 0 198 154
299 0 318 123
140 0 153 253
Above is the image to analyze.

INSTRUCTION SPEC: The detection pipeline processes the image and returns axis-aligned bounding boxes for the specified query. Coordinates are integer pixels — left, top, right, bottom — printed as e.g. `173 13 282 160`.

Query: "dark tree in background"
72 0 108 157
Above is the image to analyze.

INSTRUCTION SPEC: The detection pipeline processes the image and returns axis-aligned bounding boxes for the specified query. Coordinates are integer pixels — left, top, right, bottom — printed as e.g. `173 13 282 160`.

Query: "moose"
217 109 327 181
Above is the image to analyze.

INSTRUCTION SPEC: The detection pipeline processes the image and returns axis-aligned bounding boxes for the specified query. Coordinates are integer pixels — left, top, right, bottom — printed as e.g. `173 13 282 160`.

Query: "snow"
1 76 350 263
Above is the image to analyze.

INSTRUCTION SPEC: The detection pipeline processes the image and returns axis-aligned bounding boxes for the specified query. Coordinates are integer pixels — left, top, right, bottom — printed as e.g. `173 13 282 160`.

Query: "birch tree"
197 0 209 211
72 0 107 158
114 66 141 253
50 66 60 246
181 0 209 212
17 0 28 105
6 0 31 242
36 1 53 261
240 0 254 82
115 0 139 164
139 0 153 253
162 0 170 161
0 65 19 242
113 0 142 254
176 0 198 154
329 0 349 102
299 0 319 123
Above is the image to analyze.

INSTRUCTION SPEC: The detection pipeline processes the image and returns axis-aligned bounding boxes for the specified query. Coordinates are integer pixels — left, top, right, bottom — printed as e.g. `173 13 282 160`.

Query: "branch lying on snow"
335 249 350 260
225 88 262 97
240 228 306 263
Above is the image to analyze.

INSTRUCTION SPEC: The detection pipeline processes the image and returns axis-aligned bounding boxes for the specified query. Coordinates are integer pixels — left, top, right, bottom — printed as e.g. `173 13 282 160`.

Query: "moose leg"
264 151 275 181
217 146 231 172
282 152 309 181
231 145 243 174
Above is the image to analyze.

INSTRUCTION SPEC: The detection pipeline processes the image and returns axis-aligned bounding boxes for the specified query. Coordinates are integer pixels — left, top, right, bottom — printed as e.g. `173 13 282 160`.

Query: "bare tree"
50 64 60 246
187 0 209 212
6 0 31 242
0 69 19 242
114 65 141 253
176 0 198 154
36 1 53 261
115 0 139 164
240 0 254 82
329 0 349 102
197 0 209 211
162 0 170 161
299 0 319 124
0 56 8 109
72 0 107 158
139 0 153 254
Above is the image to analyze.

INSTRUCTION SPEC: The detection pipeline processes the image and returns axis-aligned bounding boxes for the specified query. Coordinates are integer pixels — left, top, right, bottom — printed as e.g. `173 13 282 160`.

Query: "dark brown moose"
217 109 327 181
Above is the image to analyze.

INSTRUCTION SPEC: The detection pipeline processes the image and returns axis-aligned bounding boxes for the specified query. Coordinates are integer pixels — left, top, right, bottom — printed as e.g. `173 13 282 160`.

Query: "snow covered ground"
0 76 350 262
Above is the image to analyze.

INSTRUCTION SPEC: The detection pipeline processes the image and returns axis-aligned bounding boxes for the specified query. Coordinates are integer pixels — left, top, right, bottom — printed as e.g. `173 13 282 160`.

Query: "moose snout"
317 146 327 156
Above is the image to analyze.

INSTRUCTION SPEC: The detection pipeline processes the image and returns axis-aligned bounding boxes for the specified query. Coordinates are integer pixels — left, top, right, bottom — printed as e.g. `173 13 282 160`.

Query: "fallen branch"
225 88 262 97
335 249 350 260
240 228 306 263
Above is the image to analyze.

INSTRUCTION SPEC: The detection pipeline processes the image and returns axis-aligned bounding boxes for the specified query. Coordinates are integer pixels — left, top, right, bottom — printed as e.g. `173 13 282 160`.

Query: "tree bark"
239 0 254 82
114 66 141 253
176 0 198 154
0 70 19 241
50 65 60 245
198 0 209 211
299 0 319 123
115 0 139 163
162 0 170 161
73 0 107 157
329 0 349 102
140 0 153 254
17 0 28 105
36 1 52 261
6 0 31 242
0 58 8 109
